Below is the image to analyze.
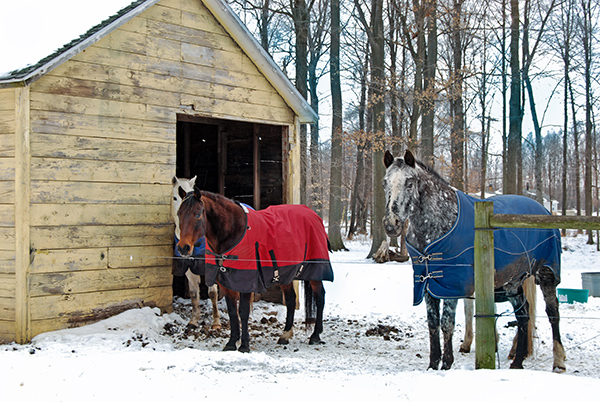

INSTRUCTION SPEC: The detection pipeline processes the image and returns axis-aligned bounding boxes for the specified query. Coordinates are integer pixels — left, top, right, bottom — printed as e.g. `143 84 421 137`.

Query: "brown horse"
176 188 333 352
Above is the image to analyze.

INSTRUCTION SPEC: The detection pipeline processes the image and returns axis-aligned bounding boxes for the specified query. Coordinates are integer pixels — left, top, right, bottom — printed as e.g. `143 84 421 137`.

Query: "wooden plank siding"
0 87 15 342
1 0 298 342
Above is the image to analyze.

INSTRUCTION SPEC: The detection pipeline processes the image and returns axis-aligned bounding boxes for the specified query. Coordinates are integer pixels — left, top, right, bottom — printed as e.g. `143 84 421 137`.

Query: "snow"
2 233 600 401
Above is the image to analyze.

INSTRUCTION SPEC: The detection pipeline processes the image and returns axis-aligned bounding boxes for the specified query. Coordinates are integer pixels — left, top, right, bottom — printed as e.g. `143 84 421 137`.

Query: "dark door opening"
176 115 287 209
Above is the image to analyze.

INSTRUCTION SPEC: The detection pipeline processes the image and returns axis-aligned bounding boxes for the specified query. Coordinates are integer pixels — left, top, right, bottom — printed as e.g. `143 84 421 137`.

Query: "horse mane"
414 159 451 187
394 155 451 188
199 190 233 206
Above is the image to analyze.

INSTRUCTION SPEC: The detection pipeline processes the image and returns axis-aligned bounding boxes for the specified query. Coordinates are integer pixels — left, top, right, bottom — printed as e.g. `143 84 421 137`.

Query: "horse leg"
459 298 474 353
537 267 566 372
308 281 325 345
508 291 529 369
208 284 221 329
441 298 458 370
222 288 240 351
509 276 536 359
185 270 202 330
278 283 297 344
425 293 442 370
238 292 252 353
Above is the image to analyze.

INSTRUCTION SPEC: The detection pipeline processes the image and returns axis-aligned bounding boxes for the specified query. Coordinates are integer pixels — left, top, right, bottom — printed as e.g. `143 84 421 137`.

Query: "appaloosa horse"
176 188 333 352
383 150 565 372
171 176 221 330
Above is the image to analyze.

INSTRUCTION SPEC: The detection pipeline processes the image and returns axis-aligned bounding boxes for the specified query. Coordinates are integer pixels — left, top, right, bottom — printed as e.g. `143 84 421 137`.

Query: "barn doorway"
173 115 289 301
176 115 288 209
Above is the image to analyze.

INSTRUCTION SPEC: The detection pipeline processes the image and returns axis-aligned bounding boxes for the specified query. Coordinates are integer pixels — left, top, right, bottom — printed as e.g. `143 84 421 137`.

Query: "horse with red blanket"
176 188 333 352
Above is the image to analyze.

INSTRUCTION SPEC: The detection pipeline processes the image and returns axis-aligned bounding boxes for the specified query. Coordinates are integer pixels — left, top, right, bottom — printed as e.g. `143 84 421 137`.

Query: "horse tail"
523 275 536 357
304 280 316 326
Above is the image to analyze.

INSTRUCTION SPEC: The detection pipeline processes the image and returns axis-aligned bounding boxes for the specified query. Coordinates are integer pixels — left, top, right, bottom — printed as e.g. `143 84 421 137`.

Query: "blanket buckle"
416 253 443 264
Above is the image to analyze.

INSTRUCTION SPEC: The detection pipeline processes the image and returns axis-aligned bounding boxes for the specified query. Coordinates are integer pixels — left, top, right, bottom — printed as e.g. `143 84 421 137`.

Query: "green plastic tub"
557 288 589 304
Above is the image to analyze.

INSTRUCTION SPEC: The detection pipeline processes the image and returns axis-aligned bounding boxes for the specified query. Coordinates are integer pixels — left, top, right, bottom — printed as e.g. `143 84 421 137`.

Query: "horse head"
176 186 206 257
382 149 421 237
171 175 197 238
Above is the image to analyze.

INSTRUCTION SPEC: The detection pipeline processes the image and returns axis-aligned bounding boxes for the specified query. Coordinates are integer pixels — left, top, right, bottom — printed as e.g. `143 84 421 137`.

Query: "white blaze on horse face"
171 176 197 239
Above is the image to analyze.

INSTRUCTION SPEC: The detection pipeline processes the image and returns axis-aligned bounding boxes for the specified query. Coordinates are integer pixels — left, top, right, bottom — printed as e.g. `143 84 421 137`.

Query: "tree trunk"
506 0 522 195
450 0 464 190
421 0 437 166
260 0 271 51
328 0 347 251
501 0 509 195
561 0 571 234
565 75 582 222
582 0 594 244
368 0 386 258
524 76 544 204
293 0 309 205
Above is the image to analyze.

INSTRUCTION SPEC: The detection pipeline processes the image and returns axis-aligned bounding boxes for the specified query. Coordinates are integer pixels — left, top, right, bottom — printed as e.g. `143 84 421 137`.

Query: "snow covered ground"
2 233 600 401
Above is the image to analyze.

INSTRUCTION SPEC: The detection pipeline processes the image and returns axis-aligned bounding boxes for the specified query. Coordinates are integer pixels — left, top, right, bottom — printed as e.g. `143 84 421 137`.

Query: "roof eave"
0 0 318 125
0 0 160 89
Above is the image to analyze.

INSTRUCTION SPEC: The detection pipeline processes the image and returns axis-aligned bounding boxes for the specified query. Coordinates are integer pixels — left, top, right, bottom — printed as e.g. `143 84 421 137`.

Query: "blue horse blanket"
172 236 205 276
407 191 561 305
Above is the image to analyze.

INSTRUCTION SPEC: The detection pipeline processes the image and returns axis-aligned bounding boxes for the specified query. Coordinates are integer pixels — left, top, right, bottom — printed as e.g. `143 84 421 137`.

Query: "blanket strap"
206 250 239 272
415 253 443 264
269 250 280 283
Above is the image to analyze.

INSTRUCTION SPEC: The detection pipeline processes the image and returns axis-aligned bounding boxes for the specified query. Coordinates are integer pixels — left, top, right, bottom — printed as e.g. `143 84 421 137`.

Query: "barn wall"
12 0 297 341
0 87 15 342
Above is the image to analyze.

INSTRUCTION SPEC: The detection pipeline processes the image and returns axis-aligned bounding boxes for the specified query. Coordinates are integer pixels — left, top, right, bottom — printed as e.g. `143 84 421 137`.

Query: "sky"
0 0 135 75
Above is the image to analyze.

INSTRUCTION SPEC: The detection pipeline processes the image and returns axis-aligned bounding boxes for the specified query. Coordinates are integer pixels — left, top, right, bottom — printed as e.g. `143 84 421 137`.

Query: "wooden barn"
0 0 316 343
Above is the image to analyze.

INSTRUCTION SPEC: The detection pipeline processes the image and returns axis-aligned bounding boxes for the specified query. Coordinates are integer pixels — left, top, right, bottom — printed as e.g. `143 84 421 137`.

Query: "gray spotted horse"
171 176 221 330
382 150 565 372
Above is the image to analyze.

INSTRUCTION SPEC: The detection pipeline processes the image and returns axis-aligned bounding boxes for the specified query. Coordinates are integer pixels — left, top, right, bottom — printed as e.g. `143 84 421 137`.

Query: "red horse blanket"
198 204 333 293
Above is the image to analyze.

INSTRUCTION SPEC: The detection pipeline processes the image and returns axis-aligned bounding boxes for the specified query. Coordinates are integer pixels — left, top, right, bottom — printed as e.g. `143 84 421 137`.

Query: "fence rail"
473 202 600 369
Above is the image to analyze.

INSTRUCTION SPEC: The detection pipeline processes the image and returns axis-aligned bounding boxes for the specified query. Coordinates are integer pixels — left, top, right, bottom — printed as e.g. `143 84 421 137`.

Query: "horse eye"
196 213 201 219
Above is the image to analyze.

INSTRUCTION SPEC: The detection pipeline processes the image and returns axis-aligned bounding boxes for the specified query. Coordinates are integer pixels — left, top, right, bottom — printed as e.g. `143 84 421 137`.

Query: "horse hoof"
239 345 250 353
553 366 566 373
185 323 198 333
459 346 470 353
277 338 289 345
212 324 222 330
223 343 237 352
308 337 324 345
509 362 524 369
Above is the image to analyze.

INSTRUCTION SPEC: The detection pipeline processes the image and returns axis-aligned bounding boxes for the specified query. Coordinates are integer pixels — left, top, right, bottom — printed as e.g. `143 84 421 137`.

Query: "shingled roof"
0 0 317 123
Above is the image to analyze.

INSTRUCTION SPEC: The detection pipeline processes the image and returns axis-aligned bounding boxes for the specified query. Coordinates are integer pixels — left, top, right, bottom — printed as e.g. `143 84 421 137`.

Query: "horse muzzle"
177 243 192 257
383 215 404 238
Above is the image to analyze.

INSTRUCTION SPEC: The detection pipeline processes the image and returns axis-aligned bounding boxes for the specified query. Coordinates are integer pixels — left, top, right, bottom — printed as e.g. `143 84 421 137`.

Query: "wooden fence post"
474 201 495 369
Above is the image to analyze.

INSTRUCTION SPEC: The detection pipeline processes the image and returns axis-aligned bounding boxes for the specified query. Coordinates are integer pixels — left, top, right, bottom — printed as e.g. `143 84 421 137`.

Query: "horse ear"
178 186 186 200
172 176 178 185
384 150 394 168
194 186 202 201
190 175 197 187
404 150 416 168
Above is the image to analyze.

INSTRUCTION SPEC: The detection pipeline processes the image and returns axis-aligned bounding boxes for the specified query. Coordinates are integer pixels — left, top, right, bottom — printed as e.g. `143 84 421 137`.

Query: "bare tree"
580 0 597 243
506 0 522 195
328 0 347 250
